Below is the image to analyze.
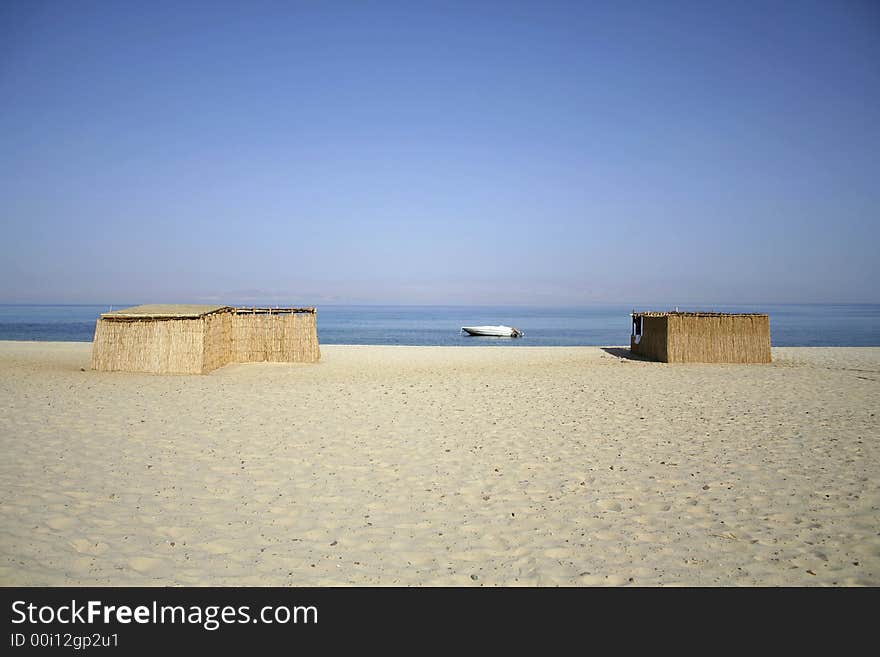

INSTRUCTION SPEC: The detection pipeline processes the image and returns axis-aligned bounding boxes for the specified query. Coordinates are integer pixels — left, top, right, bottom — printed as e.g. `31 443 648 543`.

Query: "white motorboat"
461 325 524 338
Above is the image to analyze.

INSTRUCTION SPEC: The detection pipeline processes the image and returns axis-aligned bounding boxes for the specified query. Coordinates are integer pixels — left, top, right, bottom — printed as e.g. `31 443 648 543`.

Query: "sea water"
0 304 878 346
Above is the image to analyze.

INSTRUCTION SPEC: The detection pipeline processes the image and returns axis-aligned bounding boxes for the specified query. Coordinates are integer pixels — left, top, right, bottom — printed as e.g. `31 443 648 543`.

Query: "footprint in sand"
197 542 235 555
69 557 95 574
155 526 191 540
46 516 76 530
544 547 573 559
128 557 163 573
70 539 110 555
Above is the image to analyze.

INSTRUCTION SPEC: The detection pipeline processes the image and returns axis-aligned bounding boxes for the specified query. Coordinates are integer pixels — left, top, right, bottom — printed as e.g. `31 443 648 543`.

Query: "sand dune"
0 341 877 586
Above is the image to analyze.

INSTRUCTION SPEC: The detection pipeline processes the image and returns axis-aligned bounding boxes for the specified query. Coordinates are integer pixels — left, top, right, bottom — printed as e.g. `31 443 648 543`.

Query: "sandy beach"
0 341 877 586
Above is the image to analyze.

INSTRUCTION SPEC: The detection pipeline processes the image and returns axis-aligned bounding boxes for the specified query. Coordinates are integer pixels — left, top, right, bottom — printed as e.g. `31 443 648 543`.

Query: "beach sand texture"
1 341 877 586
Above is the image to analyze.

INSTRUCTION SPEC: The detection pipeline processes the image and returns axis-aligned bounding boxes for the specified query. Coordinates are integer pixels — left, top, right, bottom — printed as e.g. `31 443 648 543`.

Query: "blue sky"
1 0 878 305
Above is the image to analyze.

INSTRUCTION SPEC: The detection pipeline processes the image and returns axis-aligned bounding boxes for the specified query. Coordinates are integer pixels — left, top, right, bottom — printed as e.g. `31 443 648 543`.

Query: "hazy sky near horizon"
1 1 878 306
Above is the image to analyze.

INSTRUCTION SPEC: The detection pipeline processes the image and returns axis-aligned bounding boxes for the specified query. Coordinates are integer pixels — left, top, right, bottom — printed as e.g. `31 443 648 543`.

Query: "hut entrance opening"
632 315 643 344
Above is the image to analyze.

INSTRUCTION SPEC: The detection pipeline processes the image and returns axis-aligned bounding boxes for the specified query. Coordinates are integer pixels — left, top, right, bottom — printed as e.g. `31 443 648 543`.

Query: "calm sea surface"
0 304 878 346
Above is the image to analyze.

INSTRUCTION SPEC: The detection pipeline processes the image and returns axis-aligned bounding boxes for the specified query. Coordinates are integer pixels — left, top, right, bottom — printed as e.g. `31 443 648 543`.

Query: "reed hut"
630 312 771 363
91 304 320 374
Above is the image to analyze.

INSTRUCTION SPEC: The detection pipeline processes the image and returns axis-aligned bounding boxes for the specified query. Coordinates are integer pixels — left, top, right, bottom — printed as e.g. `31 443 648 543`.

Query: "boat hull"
461 325 523 338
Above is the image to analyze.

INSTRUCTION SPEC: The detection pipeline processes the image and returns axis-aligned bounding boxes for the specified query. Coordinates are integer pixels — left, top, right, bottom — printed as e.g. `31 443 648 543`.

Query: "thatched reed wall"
631 312 771 363
92 306 320 374
91 318 206 374
230 311 320 364
203 312 233 373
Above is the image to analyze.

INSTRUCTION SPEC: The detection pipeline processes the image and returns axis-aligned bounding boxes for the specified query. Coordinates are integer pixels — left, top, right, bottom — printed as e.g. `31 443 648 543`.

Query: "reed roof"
632 311 768 318
100 304 318 320
231 307 316 314
101 304 230 319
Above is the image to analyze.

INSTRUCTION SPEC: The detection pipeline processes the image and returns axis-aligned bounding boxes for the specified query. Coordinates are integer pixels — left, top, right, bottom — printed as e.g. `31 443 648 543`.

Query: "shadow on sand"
600 347 654 362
